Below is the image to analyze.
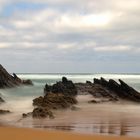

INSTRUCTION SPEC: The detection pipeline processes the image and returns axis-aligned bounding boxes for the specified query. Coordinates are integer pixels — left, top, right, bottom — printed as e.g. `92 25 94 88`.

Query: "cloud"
0 0 140 72
94 45 132 52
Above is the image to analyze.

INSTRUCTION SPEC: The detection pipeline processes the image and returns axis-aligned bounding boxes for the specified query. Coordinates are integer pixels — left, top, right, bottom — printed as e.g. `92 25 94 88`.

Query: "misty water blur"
0 74 140 137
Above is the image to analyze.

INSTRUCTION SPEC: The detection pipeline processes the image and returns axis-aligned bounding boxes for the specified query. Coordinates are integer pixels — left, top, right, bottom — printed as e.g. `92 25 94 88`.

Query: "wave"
18 73 140 80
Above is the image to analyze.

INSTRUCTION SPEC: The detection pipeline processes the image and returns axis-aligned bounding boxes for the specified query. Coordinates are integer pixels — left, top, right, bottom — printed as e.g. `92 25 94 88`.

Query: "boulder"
22 79 33 85
32 107 54 119
0 109 10 115
88 99 101 103
22 112 32 118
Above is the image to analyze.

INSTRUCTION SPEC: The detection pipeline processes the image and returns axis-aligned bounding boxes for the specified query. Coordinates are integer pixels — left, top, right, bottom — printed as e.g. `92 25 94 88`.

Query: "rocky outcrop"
0 97 5 104
76 78 140 102
0 64 33 88
33 93 78 109
32 107 54 119
32 93 77 118
93 78 140 102
0 109 10 115
22 79 33 85
44 77 77 96
31 77 78 118
75 82 94 95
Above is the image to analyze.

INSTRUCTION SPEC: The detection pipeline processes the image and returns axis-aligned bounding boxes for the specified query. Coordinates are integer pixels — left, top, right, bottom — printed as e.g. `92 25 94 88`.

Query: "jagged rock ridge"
0 64 33 88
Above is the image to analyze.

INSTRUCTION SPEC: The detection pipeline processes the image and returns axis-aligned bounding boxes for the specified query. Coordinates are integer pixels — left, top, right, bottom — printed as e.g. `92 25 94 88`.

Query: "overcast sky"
0 0 140 73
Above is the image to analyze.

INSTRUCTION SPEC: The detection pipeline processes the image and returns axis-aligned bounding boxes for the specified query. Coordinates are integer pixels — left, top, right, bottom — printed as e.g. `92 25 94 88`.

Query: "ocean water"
0 74 140 137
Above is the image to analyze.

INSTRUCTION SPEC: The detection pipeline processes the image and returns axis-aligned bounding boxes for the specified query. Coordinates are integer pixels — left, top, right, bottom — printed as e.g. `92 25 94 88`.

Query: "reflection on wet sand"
6 96 140 137
32 118 134 136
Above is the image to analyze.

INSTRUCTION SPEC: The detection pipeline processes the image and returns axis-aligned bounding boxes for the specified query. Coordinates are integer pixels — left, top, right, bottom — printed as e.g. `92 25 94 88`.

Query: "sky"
0 0 140 73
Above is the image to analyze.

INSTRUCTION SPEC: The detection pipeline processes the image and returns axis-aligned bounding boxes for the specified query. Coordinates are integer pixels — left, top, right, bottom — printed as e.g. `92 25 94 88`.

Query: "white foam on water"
18 74 140 80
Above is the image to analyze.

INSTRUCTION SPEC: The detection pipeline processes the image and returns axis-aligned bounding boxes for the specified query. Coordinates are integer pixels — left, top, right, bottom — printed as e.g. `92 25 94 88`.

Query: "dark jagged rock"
75 83 94 95
88 99 101 103
44 84 51 93
93 78 101 85
32 107 54 119
91 85 118 100
22 79 33 85
22 112 32 118
33 93 77 110
93 78 140 102
32 77 78 118
100 77 109 86
86 81 92 84
76 77 140 102
13 73 22 83
0 97 5 104
0 109 10 114
45 77 77 96
0 64 33 88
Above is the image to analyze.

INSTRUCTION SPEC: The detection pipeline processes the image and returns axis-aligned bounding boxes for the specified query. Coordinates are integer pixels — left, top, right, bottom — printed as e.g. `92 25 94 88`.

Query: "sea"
0 73 140 137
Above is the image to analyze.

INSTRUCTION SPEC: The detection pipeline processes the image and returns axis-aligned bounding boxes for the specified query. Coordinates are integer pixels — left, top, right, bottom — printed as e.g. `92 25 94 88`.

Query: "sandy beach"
0 127 140 140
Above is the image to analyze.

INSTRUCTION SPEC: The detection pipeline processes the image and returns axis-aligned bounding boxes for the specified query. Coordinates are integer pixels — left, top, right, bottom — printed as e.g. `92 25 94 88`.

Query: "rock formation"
0 64 33 88
0 109 10 115
93 78 140 102
31 77 78 118
0 97 5 104
44 77 77 96
76 77 140 102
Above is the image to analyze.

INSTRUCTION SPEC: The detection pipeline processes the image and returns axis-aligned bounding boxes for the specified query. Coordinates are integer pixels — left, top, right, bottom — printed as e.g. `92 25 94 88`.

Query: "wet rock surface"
0 64 33 88
76 77 140 102
31 77 78 118
44 77 77 96
93 78 140 102
0 97 5 104
0 109 10 115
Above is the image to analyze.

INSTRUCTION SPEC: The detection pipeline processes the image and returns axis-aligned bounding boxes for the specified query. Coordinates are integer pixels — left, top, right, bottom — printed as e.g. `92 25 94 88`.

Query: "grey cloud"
0 0 140 72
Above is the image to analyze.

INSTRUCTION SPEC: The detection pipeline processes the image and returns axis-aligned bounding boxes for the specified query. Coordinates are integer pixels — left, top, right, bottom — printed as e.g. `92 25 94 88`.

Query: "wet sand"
1 95 140 137
0 126 140 140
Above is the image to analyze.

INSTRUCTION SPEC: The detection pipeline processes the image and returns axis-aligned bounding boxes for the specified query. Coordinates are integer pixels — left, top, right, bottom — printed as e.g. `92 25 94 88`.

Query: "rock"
93 78 101 84
32 78 78 118
86 81 92 84
44 84 51 94
93 78 140 102
33 96 44 106
33 93 78 110
32 107 54 119
62 77 68 83
22 79 33 85
75 83 94 95
88 99 101 103
0 97 5 104
76 82 118 100
70 106 80 111
0 64 33 88
44 77 77 96
22 112 32 118
0 109 10 114
13 73 22 83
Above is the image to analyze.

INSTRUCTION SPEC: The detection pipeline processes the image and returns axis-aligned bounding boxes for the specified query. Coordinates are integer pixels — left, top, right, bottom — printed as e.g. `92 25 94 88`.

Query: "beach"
1 74 140 138
0 126 140 140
